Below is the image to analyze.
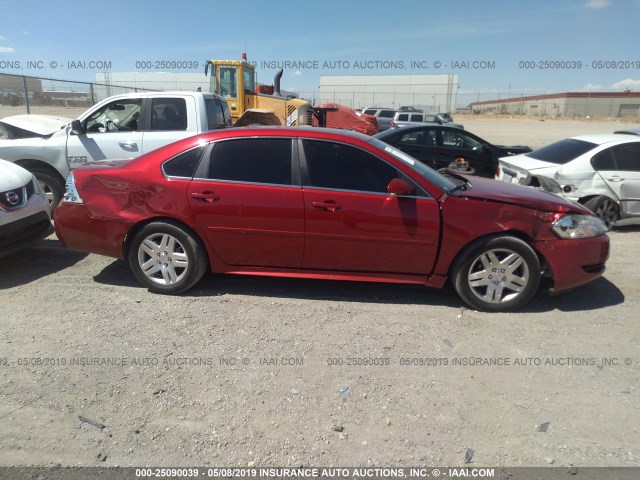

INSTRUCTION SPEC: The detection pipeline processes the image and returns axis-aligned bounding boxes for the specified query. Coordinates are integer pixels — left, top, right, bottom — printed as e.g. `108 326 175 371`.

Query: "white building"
319 74 459 113
94 72 210 101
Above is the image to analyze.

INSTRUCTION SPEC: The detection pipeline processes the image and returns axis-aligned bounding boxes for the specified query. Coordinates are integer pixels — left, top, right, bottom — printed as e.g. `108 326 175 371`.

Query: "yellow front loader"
205 56 315 127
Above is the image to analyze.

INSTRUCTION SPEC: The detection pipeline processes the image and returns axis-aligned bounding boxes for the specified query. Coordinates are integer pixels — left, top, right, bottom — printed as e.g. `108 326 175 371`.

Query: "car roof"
97 90 223 101
614 128 640 135
170 127 375 151
374 124 460 138
568 133 640 145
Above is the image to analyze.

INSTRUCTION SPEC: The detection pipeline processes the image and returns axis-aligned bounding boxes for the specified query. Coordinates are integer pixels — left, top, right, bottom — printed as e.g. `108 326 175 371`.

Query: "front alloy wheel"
129 221 207 294
453 236 541 312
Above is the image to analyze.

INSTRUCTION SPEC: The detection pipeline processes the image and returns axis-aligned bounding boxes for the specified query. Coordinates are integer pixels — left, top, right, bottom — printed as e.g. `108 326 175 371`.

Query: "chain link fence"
2 73 639 120
0 73 155 119
301 90 640 118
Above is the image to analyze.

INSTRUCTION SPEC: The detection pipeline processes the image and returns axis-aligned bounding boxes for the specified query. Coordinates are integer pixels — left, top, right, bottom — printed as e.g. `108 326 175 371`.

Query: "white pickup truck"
0 91 231 210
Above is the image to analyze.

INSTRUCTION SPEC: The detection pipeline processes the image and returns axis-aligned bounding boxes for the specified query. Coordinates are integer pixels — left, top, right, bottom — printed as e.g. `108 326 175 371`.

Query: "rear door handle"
119 141 138 149
191 191 220 203
312 200 341 212
606 176 624 182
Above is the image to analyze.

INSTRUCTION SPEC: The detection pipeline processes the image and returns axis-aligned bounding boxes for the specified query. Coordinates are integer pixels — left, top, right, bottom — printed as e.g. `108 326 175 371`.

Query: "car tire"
452 236 541 312
583 196 619 230
32 169 64 213
128 221 207 294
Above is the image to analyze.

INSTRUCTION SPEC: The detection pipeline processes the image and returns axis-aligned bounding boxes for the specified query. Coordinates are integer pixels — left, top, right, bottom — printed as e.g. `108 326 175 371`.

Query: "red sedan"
54 127 609 312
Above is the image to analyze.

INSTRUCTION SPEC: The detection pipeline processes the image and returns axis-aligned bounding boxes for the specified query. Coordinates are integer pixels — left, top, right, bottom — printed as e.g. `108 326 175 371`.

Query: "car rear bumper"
54 203 131 260
535 234 610 292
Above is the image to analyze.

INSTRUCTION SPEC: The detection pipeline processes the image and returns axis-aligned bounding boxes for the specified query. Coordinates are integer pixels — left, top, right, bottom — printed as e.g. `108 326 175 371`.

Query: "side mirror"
387 178 414 196
70 119 85 135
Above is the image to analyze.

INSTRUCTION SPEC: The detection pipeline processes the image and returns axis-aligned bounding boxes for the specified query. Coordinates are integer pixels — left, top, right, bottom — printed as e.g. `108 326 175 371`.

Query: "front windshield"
526 138 597 164
219 66 238 98
369 137 457 191
243 65 255 93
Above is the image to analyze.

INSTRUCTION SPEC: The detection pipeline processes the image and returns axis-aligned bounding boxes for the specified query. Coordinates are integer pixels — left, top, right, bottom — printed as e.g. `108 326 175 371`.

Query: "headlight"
551 214 606 239
62 172 83 204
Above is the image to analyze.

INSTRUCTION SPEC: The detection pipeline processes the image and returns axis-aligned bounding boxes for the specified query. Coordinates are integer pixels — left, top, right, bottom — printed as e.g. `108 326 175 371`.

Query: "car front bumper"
535 234 610 293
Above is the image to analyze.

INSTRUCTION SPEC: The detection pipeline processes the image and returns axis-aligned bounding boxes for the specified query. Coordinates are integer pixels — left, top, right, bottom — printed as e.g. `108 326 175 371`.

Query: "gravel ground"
0 118 639 469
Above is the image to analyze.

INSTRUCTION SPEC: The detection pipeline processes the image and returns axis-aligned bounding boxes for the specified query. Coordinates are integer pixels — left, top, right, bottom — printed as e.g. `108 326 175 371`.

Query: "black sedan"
375 125 531 178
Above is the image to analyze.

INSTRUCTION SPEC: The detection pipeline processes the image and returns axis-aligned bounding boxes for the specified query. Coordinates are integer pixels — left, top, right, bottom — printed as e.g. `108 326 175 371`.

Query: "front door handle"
191 191 220 203
119 141 138 149
312 200 341 212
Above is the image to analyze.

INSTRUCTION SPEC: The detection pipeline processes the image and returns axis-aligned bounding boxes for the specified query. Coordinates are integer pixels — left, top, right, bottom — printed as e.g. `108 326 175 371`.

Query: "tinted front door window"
437 130 494 176
303 140 397 193
395 128 438 168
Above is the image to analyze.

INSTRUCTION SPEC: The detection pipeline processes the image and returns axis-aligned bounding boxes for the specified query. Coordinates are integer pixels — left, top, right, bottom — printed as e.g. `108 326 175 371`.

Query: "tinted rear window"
163 146 206 178
526 139 597 164
379 110 396 118
205 98 231 129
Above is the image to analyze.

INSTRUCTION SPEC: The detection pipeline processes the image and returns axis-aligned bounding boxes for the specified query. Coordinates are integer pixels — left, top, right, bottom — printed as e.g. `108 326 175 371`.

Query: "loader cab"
206 59 256 122
205 57 313 127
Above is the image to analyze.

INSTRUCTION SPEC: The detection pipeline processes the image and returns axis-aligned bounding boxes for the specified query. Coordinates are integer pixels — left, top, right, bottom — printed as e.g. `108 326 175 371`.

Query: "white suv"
0 159 53 256
361 108 397 131
392 112 464 129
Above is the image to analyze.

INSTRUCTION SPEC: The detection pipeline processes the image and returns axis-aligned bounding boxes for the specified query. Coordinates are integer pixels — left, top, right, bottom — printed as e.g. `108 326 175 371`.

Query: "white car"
0 159 53 256
495 134 640 228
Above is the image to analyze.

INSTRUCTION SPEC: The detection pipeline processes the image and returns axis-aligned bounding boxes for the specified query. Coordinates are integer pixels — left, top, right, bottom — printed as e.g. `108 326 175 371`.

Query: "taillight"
495 165 501 178
62 172 83 204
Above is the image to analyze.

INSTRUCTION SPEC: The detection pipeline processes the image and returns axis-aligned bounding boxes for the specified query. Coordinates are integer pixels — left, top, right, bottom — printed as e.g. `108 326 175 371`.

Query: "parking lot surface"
0 117 639 468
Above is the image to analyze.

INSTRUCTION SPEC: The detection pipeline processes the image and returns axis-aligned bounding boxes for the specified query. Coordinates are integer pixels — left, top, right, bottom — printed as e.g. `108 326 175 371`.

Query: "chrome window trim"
301 185 433 200
189 177 303 190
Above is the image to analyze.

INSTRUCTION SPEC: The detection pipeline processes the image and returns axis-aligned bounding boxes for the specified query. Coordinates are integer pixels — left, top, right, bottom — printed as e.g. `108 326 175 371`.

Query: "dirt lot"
0 117 639 470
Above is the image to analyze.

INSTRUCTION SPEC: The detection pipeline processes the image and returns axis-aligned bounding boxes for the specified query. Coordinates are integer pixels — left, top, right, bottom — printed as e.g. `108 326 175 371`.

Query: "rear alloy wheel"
453 236 541 312
128 222 207 294
584 196 619 230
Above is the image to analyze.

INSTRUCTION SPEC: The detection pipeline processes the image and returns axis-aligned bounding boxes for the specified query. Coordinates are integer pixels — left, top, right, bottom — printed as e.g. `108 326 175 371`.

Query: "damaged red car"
54 127 609 312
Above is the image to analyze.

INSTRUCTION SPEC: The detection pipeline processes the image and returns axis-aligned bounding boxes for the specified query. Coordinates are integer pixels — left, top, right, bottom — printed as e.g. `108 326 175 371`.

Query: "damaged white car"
0 114 72 140
0 159 53 256
496 134 640 228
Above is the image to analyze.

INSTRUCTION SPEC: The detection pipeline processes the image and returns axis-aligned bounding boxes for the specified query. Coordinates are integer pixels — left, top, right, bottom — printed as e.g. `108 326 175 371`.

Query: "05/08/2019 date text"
518 60 640 69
